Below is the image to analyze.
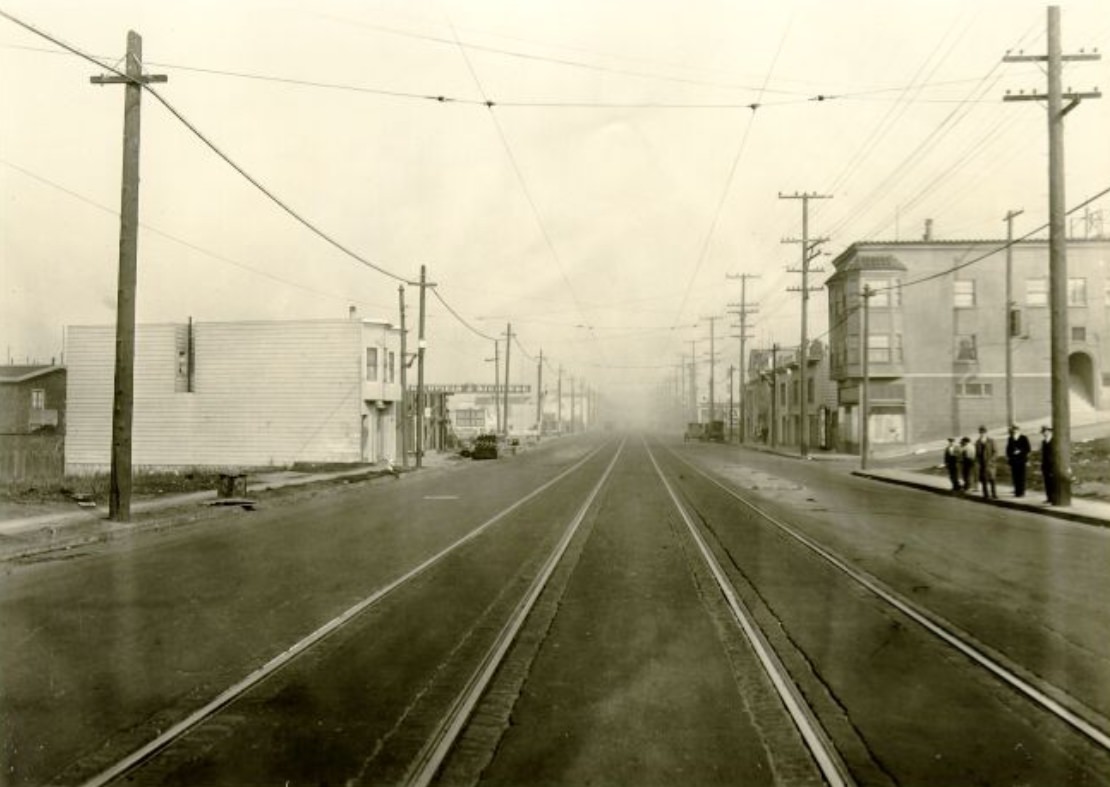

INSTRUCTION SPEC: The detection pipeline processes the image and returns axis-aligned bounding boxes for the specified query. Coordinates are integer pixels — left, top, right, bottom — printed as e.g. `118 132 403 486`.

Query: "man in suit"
1041 425 1056 505
1006 424 1031 497
943 437 961 491
975 425 998 499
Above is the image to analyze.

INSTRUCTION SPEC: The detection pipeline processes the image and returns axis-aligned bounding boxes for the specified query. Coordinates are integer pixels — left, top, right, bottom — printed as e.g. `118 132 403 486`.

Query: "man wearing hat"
943 437 961 491
975 426 998 499
1041 425 1056 505
1006 424 1031 497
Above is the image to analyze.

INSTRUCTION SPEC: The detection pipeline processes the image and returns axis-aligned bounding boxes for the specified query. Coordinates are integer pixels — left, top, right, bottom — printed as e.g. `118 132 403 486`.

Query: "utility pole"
1003 7 1100 506
728 365 735 440
688 339 699 422
486 341 501 433
700 316 719 422
727 273 760 442
90 32 167 522
781 191 831 458
581 379 588 430
770 343 779 447
570 376 577 433
414 265 434 469
536 349 544 435
861 284 873 470
398 286 409 469
502 324 512 437
1004 209 1024 429
557 365 563 433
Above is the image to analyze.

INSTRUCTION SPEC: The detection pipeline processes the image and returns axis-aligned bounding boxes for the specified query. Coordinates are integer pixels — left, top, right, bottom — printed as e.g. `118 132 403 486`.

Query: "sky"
1 0 1108 416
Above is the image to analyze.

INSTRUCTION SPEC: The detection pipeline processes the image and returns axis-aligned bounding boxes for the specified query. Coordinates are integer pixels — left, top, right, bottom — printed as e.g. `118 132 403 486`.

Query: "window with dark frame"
955 334 978 362
366 347 379 382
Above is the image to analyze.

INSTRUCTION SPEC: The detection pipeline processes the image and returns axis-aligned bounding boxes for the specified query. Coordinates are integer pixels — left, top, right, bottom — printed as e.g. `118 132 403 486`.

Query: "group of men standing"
944 424 1056 504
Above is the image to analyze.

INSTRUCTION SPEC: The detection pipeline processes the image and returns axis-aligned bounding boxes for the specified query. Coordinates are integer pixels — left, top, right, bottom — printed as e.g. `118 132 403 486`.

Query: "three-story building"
826 238 1110 453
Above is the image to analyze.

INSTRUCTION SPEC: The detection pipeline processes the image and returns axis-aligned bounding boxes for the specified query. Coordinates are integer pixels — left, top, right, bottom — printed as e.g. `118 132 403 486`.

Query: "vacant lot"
922 436 1110 502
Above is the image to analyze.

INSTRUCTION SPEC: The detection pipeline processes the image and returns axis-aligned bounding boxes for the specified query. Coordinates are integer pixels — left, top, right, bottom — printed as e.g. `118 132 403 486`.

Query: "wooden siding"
66 321 371 471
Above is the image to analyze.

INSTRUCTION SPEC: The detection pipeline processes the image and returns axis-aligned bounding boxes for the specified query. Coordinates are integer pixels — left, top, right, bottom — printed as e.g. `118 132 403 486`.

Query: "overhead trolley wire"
670 11 793 331
430 288 497 342
442 13 607 369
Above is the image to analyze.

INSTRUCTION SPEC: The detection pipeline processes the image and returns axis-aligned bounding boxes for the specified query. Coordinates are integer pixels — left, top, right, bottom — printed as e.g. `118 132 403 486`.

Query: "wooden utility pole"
770 343 779 447
398 285 409 469
781 191 831 458
1003 209 1024 429
487 341 501 433
688 340 699 422
861 284 873 470
414 265 433 469
536 349 544 435
502 324 512 437
557 365 563 433
570 376 576 433
727 273 759 442
1003 6 1100 506
90 32 166 522
700 316 719 422
728 365 735 440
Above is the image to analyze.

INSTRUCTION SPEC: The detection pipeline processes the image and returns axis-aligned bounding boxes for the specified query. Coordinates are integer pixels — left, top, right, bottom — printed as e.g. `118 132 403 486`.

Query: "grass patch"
2 469 227 506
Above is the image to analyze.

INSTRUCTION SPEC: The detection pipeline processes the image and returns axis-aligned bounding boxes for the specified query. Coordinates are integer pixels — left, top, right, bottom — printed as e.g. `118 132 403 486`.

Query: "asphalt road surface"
1 433 1107 785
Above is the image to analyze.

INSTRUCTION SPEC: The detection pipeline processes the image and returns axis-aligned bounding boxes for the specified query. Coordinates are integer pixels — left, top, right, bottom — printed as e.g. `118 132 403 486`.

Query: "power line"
319 13 810 97
0 9 413 285
1 38 1052 112
864 185 1110 296
442 13 604 365
0 158 398 311
670 10 793 329
430 288 496 342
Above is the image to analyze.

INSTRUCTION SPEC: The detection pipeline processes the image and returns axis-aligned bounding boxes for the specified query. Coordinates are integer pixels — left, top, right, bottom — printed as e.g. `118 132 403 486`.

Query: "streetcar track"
659 439 1110 756
403 439 626 787
643 439 855 787
80 440 617 787
679 492 890 781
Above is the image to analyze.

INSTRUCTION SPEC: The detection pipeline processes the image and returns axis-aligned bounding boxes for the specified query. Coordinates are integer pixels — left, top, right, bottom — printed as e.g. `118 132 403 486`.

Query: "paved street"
2 434 1109 785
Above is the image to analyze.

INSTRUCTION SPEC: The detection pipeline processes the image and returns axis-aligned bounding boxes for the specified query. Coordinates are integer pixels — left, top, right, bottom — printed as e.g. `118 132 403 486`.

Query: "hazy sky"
2 0 1108 408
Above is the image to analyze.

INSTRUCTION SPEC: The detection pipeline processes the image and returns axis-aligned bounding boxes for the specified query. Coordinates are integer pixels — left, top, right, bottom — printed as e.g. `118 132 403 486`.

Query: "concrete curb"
0 457 469 561
852 470 1110 528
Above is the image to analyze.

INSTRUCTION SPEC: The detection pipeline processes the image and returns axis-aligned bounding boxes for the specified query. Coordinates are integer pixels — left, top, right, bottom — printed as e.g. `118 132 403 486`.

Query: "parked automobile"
471 433 499 460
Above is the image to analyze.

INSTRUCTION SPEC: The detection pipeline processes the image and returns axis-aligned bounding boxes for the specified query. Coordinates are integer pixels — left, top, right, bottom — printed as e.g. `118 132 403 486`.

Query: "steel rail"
645 441 855 787
663 442 1110 755
404 440 626 787
83 440 615 787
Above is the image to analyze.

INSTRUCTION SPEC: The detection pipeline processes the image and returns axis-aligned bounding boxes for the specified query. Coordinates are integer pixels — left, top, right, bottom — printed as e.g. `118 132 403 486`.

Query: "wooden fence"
0 434 64 484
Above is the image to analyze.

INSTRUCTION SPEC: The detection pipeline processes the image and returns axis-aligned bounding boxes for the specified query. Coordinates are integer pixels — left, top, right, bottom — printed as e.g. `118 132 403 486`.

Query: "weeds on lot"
2 469 227 505
923 436 1110 501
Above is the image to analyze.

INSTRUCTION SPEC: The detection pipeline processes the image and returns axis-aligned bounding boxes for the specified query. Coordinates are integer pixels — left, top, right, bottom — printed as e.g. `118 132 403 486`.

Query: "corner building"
825 238 1110 453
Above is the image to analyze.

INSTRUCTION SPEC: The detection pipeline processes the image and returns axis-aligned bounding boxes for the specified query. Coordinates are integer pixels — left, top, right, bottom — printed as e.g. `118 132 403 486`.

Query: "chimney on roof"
923 218 934 241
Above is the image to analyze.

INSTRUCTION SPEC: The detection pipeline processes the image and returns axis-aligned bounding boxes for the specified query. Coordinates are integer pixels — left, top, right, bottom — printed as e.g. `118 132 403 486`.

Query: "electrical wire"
442 12 604 369
430 288 496 342
670 11 793 331
0 8 414 286
0 157 394 312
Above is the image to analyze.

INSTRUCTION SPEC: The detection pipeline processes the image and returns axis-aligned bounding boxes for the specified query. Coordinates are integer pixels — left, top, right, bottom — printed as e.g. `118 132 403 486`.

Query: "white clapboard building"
65 317 402 473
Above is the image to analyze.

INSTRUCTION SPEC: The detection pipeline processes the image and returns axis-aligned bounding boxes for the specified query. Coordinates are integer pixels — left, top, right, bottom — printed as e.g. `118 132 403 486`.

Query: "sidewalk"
853 467 1110 528
735 440 1110 528
0 449 469 556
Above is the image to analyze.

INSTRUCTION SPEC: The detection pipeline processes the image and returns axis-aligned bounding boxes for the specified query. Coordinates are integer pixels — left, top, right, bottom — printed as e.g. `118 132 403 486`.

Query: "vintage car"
471 433 499 460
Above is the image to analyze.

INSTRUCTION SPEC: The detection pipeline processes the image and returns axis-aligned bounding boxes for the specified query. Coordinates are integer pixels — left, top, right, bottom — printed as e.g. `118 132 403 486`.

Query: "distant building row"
741 237 1110 453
